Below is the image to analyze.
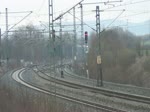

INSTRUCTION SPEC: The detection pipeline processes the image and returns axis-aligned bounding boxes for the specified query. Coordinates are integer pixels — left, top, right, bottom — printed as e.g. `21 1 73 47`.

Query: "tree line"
88 28 150 87
1 24 74 67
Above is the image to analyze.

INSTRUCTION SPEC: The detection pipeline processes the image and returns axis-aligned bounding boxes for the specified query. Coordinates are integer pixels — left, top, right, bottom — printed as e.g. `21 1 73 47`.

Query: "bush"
118 49 136 69
143 57 150 72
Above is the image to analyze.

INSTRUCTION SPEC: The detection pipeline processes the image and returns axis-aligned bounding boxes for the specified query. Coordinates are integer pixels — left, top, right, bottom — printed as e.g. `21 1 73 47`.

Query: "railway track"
64 66 150 94
11 68 127 112
34 65 150 105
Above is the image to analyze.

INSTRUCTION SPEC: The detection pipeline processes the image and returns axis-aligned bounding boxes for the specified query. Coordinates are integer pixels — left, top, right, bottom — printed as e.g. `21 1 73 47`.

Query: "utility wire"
1 11 32 37
67 9 125 32
112 23 150 29
103 0 150 10
120 11 150 19
53 0 84 22
106 10 125 28
100 10 125 34
0 11 32 14
68 12 96 32
82 0 122 5
37 0 46 12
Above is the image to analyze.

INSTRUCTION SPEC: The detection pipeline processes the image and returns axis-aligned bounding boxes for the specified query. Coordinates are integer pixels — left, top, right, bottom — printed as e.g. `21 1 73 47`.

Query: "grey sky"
0 0 150 33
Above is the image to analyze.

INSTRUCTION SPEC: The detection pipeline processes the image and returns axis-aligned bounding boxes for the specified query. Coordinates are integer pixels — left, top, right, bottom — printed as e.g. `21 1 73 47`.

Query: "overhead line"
105 10 125 28
53 0 84 22
37 0 46 12
112 23 150 29
68 12 96 32
82 0 122 5
1 11 33 37
120 11 150 19
103 0 150 10
0 11 32 14
99 10 125 34
7 11 32 32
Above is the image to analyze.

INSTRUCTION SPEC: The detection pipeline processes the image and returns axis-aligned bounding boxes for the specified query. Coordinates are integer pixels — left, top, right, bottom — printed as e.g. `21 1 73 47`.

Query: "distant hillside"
83 20 150 36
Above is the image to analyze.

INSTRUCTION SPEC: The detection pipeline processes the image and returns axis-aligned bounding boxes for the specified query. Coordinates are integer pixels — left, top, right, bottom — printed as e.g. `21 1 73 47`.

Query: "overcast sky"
0 0 150 33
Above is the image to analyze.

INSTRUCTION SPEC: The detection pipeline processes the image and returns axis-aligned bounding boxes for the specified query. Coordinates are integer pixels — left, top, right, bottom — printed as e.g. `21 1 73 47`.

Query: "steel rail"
64 67 150 92
11 68 126 112
35 66 150 105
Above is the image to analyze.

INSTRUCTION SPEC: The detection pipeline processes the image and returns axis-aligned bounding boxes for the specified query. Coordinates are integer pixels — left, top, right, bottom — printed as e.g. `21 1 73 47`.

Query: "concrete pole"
96 6 103 87
60 17 64 78
6 8 9 69
0 29 1 66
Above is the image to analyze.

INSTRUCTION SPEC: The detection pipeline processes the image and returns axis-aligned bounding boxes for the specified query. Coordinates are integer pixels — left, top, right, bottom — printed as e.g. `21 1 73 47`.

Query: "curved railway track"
11 68 127 112
64 66 150 93
34 65 150 105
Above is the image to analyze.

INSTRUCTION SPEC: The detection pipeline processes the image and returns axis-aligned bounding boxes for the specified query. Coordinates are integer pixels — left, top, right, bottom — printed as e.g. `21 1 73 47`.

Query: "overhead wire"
2 0 149 36
103 0 150 10
37 0 46 13
99 9 125 34
106 23 150 29
1 11 33 36
101 10 125 29
119 11 150 19
67 12 96 31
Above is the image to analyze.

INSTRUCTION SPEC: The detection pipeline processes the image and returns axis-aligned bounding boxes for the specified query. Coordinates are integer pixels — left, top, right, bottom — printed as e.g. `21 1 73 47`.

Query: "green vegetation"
1 24 150 88
88 28 150 87
1 24 74 65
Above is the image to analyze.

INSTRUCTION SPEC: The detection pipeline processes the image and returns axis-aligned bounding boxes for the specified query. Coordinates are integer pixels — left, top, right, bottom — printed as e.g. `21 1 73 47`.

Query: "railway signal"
85 31 88 44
